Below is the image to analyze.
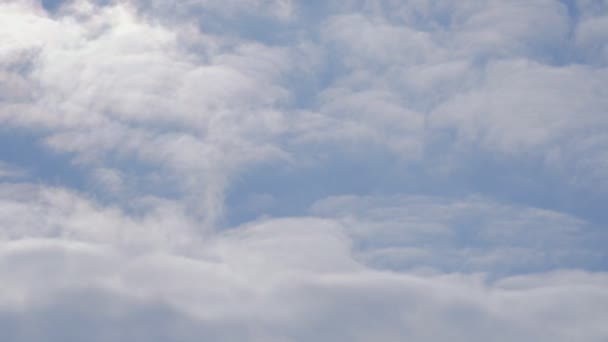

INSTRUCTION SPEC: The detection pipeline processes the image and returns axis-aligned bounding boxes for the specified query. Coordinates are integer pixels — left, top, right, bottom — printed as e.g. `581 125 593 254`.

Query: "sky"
1 0 608 341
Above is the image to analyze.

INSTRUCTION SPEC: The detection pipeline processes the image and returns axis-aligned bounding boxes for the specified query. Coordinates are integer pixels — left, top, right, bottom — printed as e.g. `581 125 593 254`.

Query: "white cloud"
1 1 608 340
0 0 295 227
0 183 197 249
281 0 608 195
0 183 607 341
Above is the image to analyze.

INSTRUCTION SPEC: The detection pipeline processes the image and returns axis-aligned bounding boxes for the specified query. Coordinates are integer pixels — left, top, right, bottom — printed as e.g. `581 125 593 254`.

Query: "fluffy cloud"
0 0 295 227
1 184 607 341
287 0 608 193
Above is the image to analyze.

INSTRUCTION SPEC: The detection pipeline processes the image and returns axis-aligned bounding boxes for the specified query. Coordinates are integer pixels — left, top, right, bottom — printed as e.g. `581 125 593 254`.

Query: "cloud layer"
1 0 607 340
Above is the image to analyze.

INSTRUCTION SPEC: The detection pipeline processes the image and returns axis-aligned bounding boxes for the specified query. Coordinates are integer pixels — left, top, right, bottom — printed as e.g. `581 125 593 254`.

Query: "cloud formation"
1 0 607 340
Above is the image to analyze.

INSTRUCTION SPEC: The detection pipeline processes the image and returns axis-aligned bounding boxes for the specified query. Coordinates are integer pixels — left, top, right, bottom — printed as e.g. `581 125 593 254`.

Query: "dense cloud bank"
1 0 607 340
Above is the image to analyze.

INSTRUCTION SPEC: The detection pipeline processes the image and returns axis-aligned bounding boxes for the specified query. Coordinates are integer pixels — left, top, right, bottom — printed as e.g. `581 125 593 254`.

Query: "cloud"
1 225 607 341
3 0 608 214
0 182 606 340
0 185 606 341
0 0 295 227
1 0 608 340
311 194 607 274
0 162 26 179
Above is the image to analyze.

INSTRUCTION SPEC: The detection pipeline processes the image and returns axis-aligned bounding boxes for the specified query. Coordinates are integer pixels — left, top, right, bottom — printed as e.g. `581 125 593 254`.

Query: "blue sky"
1 0 608 341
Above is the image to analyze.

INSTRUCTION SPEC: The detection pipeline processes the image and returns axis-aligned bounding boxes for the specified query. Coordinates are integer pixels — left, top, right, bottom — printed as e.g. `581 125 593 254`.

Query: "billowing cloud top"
1 0 608 341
